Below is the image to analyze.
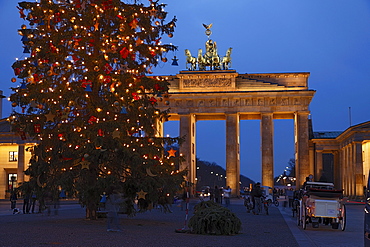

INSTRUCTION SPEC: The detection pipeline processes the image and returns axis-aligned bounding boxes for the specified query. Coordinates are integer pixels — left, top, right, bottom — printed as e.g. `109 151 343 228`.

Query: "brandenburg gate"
157 25 316 196
157 70 316 195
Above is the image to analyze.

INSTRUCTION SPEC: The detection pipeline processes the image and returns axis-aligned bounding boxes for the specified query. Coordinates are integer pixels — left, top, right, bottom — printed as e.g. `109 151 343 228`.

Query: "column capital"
295 111 310 116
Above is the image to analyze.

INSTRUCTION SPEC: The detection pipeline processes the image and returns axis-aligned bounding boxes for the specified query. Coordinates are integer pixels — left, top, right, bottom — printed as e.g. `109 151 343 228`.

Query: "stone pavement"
0 198 300 247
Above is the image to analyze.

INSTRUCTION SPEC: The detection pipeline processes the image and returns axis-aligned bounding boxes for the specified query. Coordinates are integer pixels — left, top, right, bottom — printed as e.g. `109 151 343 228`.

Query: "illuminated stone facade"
310 122 370 199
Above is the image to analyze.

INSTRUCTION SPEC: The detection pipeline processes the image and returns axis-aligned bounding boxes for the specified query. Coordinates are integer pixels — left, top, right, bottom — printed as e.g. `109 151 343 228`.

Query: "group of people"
207 186 232 207
10 190 38 214
9 188 64 215
249 182 264 215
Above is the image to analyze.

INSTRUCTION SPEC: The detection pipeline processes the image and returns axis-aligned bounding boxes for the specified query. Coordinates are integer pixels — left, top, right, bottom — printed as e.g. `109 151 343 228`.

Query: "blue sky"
1 0 370 182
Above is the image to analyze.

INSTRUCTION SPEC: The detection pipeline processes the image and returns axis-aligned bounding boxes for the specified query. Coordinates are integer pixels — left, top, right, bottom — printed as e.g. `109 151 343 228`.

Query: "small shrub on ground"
188 201 241 235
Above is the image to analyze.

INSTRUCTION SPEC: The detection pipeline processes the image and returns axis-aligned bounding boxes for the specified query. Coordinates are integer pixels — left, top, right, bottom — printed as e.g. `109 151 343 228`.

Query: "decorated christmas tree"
9 0 186 219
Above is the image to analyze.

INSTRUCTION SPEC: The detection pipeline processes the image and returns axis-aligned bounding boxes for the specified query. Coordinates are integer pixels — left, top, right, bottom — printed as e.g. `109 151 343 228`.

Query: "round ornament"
11 77 17 83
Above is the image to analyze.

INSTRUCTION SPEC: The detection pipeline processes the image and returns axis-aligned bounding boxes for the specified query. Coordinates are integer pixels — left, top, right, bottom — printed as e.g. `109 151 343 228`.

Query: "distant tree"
287 158 296 177
275 158 296 186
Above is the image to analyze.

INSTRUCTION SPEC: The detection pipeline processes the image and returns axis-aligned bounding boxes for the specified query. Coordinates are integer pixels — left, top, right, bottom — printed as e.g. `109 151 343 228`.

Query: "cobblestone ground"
0 199 298 247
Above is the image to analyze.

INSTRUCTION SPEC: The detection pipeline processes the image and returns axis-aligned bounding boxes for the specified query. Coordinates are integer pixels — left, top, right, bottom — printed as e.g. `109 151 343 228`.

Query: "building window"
9 151 18 162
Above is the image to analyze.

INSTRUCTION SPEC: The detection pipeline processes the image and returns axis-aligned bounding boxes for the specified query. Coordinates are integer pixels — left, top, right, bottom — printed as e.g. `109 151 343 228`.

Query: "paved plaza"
0 198 364 247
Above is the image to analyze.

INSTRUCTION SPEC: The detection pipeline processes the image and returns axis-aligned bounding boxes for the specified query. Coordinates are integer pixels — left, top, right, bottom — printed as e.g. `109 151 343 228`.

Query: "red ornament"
14 68 21 76
54 12 61 23
132 93 140 101
102 0 114 10
120 47 129 59
149 97 157 105
98 129 104 136
33 124 41 133
103 63 113 74
88 116 97 124
103 76 112 84
61 156 73 161
129 18 139 29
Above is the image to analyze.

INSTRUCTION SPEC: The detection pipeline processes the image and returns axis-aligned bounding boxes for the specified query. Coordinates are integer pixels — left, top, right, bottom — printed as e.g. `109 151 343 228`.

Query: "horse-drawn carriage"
297 181 346 230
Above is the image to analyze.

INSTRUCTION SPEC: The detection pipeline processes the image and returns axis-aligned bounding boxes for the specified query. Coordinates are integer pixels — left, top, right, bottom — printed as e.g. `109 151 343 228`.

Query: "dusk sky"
1 1 370 183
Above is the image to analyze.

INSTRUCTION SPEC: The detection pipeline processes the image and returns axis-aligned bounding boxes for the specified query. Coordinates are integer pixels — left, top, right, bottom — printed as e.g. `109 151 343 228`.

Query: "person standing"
30 190 37 213
286 188 294 208
213 185 220 203
106 188 123 232
23 192 30 214
251 182 263 215
223 186 231 207
10 190 17 212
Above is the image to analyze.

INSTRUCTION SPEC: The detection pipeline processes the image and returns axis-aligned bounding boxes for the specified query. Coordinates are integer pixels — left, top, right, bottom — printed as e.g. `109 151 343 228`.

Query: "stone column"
261 113 274 188
225 113 240 196
294 112 310 188
354 142 363 197
154 118 164 138
179 114 196 194
350 144 355 196
344 145 350 196
17 143 26 186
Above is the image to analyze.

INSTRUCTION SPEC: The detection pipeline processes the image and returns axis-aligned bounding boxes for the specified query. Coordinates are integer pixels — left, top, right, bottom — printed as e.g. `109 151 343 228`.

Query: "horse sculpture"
185 49 197 71
221 47 232 70
197 39 221 70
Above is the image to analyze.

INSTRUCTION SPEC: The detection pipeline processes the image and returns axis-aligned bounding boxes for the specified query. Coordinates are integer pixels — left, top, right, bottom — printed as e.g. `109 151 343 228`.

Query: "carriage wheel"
340 204 346 231
274 200 279 207
302 208 307 230
296 202 301 226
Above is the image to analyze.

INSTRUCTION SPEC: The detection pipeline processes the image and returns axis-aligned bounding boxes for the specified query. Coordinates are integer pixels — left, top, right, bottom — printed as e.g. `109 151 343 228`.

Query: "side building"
0 118 34 199
310 121 370 200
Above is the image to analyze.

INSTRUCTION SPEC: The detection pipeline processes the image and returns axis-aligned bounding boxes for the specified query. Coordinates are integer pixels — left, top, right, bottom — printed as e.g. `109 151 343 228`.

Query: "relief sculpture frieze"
169 96 309 110
182 78 232 88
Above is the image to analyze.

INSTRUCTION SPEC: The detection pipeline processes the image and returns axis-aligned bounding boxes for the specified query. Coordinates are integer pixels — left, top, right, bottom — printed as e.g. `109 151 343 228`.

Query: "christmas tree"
9 0 186 219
